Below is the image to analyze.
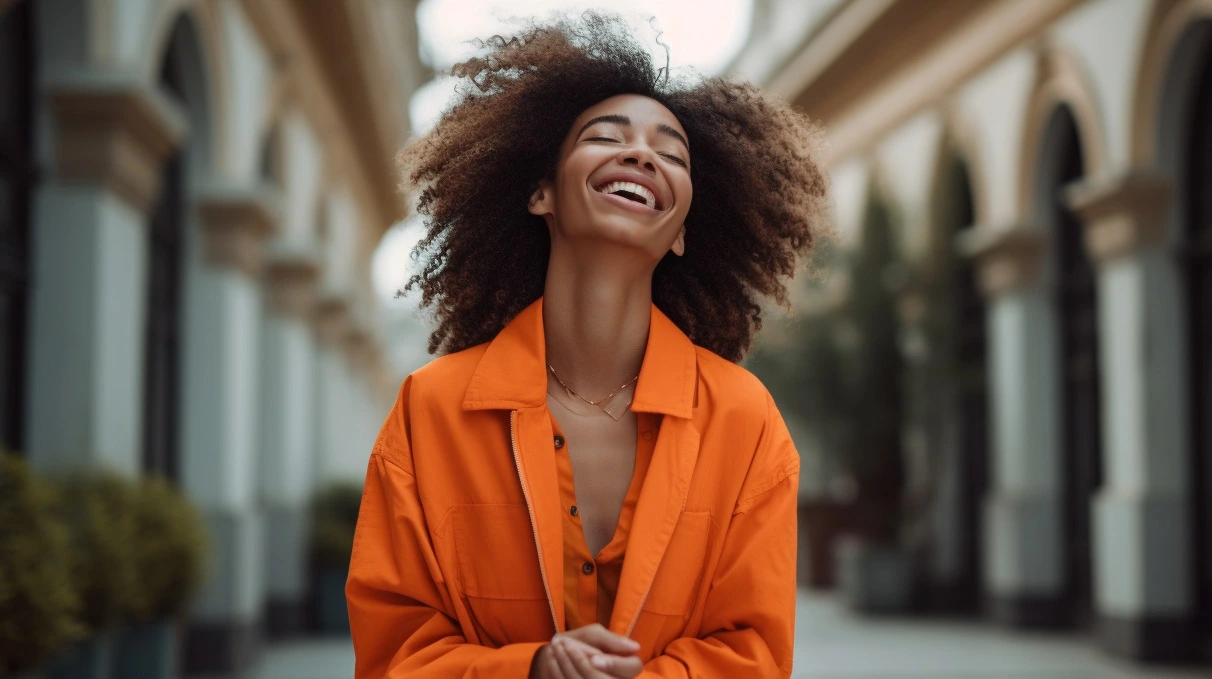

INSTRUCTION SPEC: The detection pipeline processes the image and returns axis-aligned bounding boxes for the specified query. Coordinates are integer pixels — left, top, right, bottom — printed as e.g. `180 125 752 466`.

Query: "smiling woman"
347 11 828 679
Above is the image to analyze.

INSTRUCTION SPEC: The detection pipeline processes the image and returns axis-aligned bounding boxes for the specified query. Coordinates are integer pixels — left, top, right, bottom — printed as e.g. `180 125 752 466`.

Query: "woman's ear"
528 180 554 217
670 225 686 256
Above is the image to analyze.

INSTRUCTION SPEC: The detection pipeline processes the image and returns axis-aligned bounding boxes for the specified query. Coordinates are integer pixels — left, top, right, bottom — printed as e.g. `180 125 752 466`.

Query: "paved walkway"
249 592 1208 679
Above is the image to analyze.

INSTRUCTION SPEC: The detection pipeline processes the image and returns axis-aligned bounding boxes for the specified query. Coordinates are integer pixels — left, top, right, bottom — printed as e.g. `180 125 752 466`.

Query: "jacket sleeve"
346 380 545 678
641 393 800 678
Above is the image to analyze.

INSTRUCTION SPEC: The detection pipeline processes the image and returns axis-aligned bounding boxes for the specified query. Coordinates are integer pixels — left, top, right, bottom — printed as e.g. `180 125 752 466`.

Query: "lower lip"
592 189 661 215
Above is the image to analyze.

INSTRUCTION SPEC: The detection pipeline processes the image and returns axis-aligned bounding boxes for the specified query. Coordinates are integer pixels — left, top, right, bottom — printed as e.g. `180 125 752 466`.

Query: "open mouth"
593 181 660 210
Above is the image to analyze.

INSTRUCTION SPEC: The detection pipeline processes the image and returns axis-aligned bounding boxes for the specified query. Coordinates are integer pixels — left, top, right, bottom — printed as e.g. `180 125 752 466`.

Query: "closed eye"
660 153 688 168
584 136 619 143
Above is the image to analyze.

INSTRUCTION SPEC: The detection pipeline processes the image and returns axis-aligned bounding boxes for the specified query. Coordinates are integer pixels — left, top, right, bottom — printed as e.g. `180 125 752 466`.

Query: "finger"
552 638 585 679
566 640 611 679
590 653 644 678
568 624 641 655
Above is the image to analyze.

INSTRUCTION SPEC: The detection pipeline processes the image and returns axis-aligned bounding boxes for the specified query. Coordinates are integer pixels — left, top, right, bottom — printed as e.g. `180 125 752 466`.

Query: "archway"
1180 19 1212 656
142 14 209 481
1038 105 1100 628
939 153 988 612
0 1 34 453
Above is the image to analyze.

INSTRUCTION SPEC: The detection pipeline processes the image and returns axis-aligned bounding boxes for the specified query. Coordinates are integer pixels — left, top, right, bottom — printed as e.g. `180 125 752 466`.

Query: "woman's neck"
542 245 652 399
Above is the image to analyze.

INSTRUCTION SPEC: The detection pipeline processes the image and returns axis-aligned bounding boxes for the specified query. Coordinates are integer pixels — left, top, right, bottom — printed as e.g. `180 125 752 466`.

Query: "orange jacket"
347 298 800 678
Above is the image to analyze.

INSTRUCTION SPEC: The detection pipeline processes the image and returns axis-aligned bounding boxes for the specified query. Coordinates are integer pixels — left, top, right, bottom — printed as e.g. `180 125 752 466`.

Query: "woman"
346 13 828 678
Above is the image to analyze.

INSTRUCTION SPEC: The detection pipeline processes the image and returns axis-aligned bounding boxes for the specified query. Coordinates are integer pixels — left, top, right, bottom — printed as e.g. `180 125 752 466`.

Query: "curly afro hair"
400 11 829 362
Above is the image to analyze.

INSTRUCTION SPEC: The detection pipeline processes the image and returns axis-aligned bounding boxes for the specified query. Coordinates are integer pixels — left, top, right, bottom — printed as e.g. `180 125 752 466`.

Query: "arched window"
0 1 34 453
944 155 987 611
1042 106 1101 627
142 18 194 481
1182 26 1212 650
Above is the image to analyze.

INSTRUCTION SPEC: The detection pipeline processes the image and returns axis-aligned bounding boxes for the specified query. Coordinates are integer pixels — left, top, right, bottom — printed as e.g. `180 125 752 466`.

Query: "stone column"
312 293 352 489
258 245 321 639
180 184 277 674
961 225 1067 627
1067 171 1194 661
25 80 183 474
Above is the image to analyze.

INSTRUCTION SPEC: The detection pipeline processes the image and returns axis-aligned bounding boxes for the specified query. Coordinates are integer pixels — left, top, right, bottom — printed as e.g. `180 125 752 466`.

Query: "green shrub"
309 482 364 570
56 470 144 634
0 453 83 674
127 476 209 622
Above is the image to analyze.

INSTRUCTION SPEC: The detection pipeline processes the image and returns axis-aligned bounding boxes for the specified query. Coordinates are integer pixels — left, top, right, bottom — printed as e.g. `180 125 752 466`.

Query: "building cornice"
1065 171 1172 264
196 184 280 278
46 77 187 213
237 0 406 233
958 223 1048 299
769 0 1086 165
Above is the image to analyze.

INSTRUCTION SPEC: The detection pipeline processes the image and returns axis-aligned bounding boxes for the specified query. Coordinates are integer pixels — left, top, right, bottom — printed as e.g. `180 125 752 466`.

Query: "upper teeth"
597 181 657 209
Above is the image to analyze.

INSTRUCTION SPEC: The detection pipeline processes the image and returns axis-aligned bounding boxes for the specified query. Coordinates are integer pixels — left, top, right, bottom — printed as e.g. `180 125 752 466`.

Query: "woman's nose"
619 146 657 171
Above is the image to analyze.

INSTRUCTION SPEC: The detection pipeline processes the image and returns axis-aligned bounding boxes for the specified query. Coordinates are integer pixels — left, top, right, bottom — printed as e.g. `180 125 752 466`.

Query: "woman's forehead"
570 94 686 138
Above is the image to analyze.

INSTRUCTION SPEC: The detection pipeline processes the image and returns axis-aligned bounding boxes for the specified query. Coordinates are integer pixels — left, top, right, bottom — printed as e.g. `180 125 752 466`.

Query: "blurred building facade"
733 0 1211 666
1 0 423 673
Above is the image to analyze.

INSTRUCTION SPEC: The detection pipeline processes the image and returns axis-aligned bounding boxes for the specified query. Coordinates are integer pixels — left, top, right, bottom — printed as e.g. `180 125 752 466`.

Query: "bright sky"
375 0 753 308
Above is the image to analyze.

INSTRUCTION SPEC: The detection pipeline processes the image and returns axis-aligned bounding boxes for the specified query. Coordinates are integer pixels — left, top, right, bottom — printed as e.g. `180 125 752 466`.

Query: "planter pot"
112 621 179 679
44 633 115 679
314 567 351 636
835 535 914 613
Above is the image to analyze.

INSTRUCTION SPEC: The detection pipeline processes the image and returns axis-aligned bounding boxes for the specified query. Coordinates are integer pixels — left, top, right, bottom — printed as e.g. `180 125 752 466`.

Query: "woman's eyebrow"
577 114 630 137
577 115 689 152
656 124 689 152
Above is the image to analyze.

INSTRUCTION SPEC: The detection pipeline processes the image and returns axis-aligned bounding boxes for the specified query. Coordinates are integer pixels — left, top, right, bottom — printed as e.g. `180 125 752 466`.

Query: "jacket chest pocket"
451 504 553 646
641 510 716 616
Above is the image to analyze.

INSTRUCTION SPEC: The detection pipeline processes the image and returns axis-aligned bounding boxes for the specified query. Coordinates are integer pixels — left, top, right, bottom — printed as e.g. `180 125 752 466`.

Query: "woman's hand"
530 624 644 679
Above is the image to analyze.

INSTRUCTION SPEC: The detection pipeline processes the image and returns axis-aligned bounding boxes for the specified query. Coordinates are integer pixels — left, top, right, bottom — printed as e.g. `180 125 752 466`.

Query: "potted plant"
309 482 363 635
0 453 83 678
45 471 142 679
111 476 208 679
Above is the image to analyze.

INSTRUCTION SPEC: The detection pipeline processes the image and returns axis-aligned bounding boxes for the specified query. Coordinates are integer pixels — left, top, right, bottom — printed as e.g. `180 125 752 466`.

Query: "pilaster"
25 78 183 474
180 184 278 672
1066 170 1194 662
960 223 1067 626
258 246 322 639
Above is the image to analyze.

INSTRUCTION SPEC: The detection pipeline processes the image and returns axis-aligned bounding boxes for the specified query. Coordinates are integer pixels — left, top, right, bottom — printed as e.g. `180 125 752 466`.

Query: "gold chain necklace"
546 363 638 421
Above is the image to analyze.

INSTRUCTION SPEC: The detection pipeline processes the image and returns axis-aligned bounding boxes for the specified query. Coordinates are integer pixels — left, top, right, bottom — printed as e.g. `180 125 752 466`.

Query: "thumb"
570 624 640 655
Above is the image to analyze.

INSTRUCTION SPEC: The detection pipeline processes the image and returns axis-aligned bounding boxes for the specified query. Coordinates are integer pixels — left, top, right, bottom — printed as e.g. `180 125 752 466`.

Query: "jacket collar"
462 297 698 418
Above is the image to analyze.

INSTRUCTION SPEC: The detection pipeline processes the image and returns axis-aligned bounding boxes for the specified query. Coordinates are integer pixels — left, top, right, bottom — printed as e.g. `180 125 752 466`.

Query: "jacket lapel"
609 415 700 636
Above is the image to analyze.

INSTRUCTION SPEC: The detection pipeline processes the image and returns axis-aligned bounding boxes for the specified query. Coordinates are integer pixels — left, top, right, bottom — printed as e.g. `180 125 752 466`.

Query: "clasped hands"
529 624 644 679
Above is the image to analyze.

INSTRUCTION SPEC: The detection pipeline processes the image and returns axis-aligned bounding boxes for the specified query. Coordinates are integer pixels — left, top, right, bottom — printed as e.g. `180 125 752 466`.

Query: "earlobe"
528 182 552 216
671 225 686 256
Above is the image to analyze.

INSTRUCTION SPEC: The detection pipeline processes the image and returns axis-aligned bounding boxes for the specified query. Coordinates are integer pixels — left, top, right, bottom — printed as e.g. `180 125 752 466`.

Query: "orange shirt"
552 413 659 629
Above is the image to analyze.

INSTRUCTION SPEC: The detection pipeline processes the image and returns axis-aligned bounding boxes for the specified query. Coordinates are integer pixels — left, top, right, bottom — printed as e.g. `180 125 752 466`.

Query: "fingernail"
591 655 608 668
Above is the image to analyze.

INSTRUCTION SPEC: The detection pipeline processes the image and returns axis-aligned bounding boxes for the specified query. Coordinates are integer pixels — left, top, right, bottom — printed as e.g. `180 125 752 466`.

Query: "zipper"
510 410 560 634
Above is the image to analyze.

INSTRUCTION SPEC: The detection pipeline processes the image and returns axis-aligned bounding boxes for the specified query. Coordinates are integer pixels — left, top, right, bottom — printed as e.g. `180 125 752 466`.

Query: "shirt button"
570 505 578 517
554 435 565 449
581 561 595 576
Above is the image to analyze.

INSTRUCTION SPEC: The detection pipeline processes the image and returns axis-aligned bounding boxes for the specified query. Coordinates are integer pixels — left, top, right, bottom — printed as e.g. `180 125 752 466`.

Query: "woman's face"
529 94 692 260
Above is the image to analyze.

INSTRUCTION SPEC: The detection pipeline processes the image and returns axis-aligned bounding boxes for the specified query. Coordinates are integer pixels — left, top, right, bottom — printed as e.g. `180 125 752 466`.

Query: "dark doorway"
142 21 191 482
1045 107 1101 628
1184 34 1212 658
948 156 988 612
0 1 35 454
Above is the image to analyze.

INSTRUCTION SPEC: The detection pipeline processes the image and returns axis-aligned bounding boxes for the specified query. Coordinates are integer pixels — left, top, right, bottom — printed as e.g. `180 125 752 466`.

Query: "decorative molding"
312 294 351 347
46 79 187 213
771 0 1085 166
196 185 280 278
958 223 1047 298
265 247 322 319
1065 171 1173 263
